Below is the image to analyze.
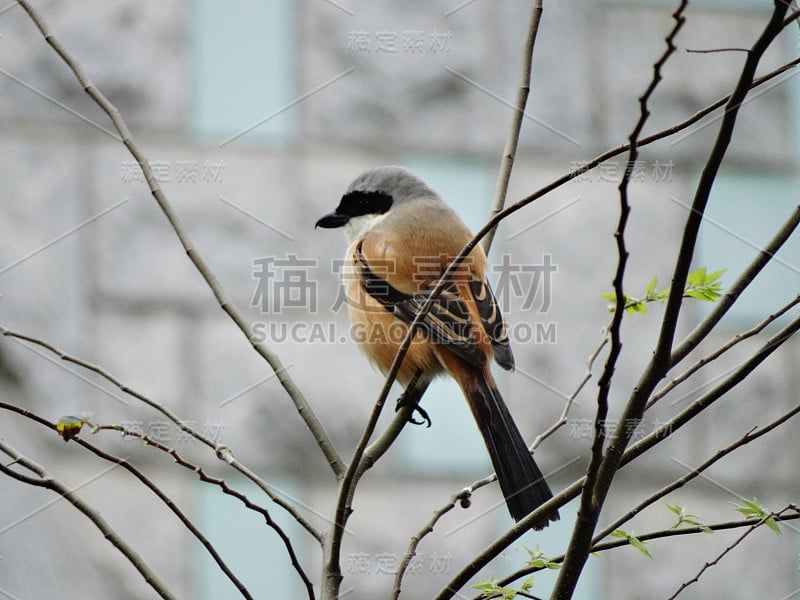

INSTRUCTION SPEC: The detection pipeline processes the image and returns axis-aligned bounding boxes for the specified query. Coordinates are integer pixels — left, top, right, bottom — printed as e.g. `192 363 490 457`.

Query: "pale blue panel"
195 477 303 599
789 33 800 164
697 170 800 326
396 377 490 475
393 157 497 474
192 0 294 144
401 156 497 234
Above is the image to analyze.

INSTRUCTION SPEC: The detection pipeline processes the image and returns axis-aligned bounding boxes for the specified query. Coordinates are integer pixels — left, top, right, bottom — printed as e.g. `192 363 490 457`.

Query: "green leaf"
704 268 726 284
732 498 781 535
473 577 518 599
665 502 712 532
646 276 657 295
524 546 561 570
629 536 653 559
686 267 706 287
764 516 781 535
666 502 682 517
601 267 725 316
611 529 652 559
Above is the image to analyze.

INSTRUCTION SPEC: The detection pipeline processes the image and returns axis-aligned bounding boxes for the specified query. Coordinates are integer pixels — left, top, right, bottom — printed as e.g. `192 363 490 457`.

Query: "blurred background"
1 1 799 598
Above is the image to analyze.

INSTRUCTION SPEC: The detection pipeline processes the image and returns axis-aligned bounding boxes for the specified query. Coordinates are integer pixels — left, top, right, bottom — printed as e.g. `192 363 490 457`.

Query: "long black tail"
468 375 559 529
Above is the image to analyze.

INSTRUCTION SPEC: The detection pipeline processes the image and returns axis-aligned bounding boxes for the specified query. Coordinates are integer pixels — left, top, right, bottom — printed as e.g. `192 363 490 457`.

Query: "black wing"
469 279 515 371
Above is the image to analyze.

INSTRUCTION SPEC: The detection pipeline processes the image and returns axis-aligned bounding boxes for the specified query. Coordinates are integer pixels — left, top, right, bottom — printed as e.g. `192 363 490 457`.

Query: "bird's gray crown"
345 165 439 206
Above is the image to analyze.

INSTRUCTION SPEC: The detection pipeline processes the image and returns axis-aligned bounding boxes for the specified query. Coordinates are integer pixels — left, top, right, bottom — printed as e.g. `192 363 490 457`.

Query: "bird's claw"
395 392 432 427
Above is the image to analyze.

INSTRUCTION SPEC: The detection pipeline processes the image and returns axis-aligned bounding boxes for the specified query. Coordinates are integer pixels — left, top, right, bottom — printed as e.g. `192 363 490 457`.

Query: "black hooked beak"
315 211 349 229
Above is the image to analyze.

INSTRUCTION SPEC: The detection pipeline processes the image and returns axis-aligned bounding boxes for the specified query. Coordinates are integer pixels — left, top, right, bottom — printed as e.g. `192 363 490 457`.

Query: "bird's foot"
395 391 431 427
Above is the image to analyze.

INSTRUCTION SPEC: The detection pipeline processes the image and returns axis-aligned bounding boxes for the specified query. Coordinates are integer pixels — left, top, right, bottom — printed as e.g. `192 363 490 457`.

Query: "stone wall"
1 2 798 599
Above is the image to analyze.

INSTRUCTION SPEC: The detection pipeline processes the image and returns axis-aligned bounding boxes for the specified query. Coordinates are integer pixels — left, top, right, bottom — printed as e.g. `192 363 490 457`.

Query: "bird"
316 165 558 529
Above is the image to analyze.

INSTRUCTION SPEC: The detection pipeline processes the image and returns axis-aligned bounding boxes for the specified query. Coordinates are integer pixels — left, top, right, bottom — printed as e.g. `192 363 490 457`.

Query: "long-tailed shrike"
316 166 558 528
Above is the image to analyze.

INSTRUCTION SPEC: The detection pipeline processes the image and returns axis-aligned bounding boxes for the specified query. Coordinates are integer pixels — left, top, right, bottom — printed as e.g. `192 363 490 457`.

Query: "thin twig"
0 402 316 598
652 1 789 375
531 330 609 450
686 47 749 53
589 399 800 560
13 0 345 480
88 424 316 598
0 439 178 600
647 294 800 409
435 310 800 599
670 203 800 367
563 4 791 597
483 0 544 254
389 328 606 596
1 407 253 598
505 53 800 229
594 511 799 553
485 511 800 599
331 54 800 575
553 5 688 598
391 496 461 600
0 324 322 541
626 312 800 466
666 505 799 600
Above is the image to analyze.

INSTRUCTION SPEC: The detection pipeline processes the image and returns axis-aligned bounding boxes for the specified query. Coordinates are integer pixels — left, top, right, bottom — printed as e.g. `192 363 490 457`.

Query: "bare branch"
0 403 317 598
0 406 254 597
486 512 800 599
390 330 605 594
555 7 793 599
0 325 322 541
391 494 461 600
0 439 178 600
504 53 800 231
435 302 800 600
666 504 799 600
483 0 544 254
596 411 800 548
686 47 749 54
647 294 800 410
553 4 688 597
499 413 800 592
75 437 257 599
13 0 345 479
653 2 789 367
86 424 317 597
626 312 800 467
670 201 800 367
531 330 609 450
